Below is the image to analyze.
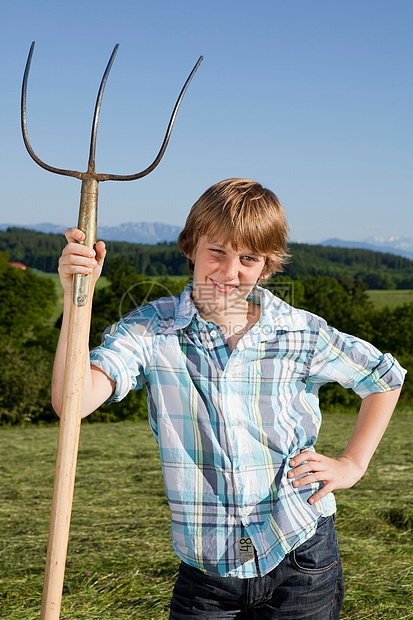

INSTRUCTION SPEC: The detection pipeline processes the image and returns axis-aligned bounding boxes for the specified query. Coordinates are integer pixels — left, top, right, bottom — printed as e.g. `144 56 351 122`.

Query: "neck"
197 298 260 340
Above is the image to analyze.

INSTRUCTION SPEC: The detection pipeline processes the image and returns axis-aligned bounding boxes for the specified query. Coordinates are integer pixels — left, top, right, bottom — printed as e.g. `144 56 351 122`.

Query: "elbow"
51 384 63 418
51 395 91 420
52 397 62 418
51 377 62 418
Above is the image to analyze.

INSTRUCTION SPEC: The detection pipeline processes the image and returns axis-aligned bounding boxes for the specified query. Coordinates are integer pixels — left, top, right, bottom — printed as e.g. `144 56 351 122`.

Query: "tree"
371 303 413 355
0 260 55 346
301 275 374 341
0 344 55 424
0 253 58 424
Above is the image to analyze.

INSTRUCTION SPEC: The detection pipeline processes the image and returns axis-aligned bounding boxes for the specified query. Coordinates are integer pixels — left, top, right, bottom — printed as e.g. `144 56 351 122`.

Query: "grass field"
1 413 412 619
367 289 413 311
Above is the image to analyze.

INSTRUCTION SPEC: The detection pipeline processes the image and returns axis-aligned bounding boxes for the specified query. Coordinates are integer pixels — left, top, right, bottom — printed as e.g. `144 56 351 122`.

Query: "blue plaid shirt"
90 284 405 578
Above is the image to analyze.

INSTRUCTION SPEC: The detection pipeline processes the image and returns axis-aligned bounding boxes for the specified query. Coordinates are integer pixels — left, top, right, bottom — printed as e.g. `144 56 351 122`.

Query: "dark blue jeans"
169 516 344 619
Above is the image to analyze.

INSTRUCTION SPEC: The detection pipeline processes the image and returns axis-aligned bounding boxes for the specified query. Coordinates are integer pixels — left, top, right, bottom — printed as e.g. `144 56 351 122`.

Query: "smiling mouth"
210 279 239 293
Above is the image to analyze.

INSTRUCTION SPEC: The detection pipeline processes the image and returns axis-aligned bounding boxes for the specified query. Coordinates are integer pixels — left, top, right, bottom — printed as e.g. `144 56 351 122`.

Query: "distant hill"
321 236 413 261
0 221 182 245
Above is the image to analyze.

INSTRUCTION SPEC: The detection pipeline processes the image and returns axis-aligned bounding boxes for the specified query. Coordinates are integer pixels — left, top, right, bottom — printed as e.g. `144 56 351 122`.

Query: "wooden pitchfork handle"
21 42 203 620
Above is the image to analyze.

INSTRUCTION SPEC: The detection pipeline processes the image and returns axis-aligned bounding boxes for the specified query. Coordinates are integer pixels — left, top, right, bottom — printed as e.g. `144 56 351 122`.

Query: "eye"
242 255 259 263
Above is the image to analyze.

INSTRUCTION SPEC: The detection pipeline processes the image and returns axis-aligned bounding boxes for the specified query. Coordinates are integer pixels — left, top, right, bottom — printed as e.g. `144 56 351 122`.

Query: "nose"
220 256 239 282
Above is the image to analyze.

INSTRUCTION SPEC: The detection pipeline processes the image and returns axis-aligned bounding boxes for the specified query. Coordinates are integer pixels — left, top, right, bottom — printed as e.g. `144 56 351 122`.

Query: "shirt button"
239 465 246 472
210 329 218 338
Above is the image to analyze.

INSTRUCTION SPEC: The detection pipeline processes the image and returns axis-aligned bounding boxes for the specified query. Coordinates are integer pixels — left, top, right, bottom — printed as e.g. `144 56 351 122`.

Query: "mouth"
210 278 239 293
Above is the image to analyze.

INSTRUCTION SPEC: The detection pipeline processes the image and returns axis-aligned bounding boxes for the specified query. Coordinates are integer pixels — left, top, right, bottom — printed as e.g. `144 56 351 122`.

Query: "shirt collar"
173 283 198 330
255 286 307 334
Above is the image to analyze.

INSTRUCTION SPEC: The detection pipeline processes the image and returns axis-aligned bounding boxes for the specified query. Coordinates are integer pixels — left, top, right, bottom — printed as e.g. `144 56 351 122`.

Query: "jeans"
169 516 344 619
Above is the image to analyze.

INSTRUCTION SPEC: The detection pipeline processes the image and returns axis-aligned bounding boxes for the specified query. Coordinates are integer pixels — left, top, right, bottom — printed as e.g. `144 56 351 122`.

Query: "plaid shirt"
90 284 405 578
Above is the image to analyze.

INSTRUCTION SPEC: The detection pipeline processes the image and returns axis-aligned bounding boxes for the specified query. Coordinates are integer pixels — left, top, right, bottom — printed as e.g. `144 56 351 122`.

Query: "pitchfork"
21 42 202 620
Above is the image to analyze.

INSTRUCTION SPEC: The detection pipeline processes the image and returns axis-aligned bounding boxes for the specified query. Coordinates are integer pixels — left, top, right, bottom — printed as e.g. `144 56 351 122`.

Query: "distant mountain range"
1 222 412 260
320 237 413 261
0 222 182 245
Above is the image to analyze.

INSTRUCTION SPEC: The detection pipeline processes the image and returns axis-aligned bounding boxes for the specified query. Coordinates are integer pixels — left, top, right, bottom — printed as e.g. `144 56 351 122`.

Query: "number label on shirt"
238 537 255 563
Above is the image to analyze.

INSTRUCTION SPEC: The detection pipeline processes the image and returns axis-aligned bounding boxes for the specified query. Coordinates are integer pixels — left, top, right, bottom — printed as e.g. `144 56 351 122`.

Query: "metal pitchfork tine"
21 41 203 620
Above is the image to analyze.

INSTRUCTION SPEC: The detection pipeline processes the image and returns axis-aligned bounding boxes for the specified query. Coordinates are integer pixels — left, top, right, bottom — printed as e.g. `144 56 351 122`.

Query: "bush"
0 343 55 424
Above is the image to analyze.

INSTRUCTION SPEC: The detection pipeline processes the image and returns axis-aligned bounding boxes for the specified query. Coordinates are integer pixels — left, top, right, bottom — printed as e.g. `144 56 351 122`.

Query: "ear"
258 266 278 283
258 259 271 281
185 236 201 263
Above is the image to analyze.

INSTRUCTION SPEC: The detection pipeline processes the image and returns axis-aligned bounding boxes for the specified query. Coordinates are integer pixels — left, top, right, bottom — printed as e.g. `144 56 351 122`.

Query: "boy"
53 178 405 619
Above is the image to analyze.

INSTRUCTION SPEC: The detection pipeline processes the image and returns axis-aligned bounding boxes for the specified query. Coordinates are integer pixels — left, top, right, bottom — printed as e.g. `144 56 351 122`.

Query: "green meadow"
367 289 413 311
1 413 412 619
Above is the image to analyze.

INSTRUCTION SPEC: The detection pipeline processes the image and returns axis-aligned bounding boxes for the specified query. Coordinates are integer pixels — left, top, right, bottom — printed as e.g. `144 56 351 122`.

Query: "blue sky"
1 0 412 242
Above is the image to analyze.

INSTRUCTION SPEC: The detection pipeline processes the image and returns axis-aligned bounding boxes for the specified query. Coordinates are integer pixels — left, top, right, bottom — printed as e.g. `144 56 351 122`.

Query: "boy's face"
188 236 267 317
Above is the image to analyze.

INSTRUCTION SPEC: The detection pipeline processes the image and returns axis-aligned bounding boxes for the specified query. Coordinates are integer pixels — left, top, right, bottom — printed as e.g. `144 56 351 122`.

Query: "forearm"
51 293 94 417
289 387 402 503
340 388 402 472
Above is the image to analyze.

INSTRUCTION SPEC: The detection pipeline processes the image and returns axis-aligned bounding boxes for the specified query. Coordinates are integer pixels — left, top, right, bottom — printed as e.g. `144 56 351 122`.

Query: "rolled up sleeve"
309 322 407 399
90 316 153 404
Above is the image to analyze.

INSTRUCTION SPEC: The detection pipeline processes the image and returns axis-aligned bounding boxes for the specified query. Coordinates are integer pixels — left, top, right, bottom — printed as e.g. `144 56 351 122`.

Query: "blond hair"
178 178 289 278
